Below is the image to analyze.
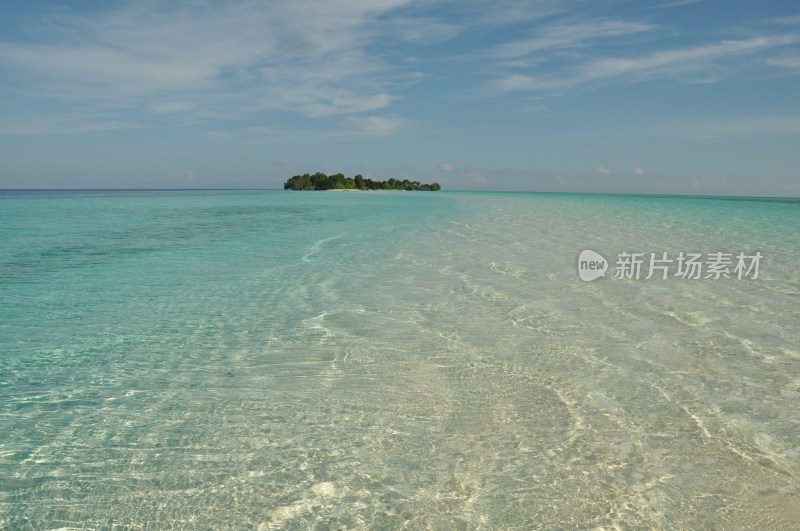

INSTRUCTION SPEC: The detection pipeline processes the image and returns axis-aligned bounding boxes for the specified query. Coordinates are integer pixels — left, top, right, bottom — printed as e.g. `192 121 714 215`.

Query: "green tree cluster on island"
284 172 441 191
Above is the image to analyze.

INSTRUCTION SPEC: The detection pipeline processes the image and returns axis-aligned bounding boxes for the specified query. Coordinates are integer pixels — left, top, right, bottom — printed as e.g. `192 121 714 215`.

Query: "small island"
284 172 441 191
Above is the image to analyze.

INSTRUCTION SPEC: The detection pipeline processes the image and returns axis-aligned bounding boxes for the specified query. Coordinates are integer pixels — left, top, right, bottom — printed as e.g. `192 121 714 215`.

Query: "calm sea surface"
1 190 798 528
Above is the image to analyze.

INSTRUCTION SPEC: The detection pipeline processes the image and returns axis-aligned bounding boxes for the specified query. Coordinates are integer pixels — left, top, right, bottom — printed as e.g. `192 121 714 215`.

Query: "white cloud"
3 0 799 150
460 0 567 28
0 0 419 131
646 0 706 10
488 19 654 59
493 32 800 94
634 167 645 176
583 36 796 80
438 163 455 172
299 93 399 118
345 116 405 136
767 54 800 69
383 16 460 44
0 0 578 136
595 165 612 176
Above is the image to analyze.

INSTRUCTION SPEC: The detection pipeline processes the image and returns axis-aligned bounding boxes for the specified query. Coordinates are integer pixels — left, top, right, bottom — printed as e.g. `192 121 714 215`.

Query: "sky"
0 0 799 195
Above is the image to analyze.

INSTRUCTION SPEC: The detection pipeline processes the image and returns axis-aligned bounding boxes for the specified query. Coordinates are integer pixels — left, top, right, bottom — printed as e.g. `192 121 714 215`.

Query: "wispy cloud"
645 0 706 10
381 16 461 45
767 53 800 69
667 115 800 139
583 35 797 80
0 0 425 133
0 0 583 134
492 33 799 94
595 165 612 176
2 0 799 149
0 116 140 135
488 19 654 59
344 115 406 136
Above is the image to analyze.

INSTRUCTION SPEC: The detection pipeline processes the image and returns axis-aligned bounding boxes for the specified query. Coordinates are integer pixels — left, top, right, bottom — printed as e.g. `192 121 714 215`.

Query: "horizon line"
1 188 799 200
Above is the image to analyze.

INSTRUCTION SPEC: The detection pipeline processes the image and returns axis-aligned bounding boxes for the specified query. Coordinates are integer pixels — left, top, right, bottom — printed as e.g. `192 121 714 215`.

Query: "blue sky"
1 0 799 194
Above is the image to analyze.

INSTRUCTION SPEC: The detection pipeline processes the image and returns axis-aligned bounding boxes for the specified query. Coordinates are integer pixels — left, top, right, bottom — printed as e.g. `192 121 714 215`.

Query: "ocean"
1 190 798 528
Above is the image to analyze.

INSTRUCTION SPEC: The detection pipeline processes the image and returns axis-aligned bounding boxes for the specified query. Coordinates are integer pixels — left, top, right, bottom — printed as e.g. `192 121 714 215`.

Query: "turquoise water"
1 190 798 528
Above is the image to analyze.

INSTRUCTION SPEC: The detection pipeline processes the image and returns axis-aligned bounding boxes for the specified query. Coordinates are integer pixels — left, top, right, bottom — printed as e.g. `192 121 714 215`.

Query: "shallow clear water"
1 190 798 528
